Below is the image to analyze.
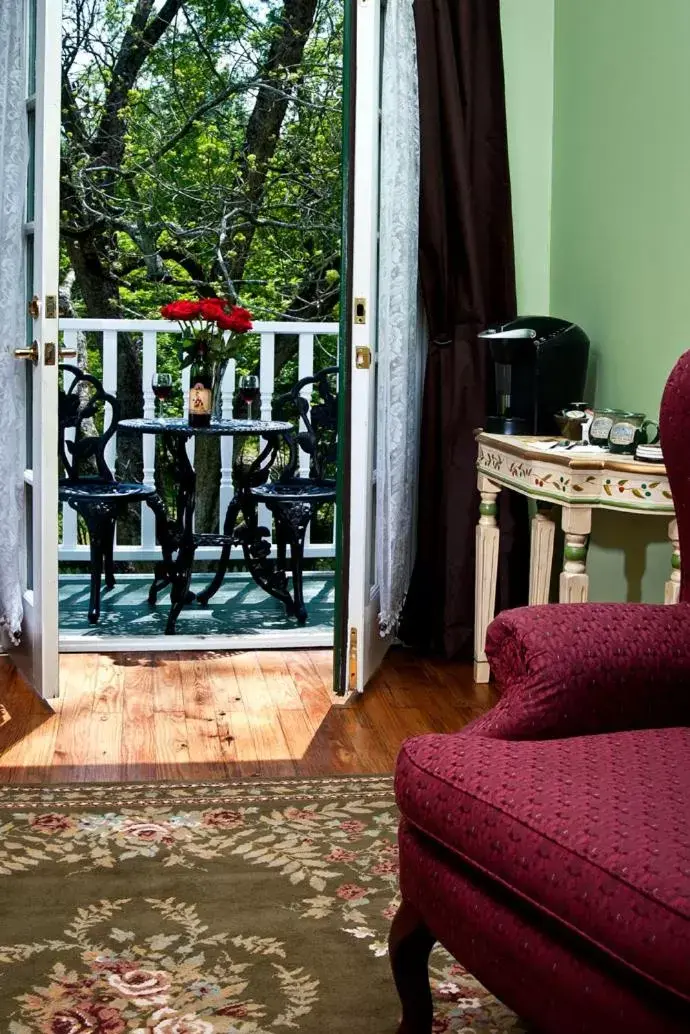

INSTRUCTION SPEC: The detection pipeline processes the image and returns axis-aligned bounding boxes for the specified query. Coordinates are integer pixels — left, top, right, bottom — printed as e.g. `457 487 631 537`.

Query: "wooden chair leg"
388 900 436 1034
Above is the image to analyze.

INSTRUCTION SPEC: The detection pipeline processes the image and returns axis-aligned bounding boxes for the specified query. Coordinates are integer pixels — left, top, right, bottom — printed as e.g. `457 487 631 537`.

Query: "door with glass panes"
11 0 387 698
335 0 392 696
10 0 62 699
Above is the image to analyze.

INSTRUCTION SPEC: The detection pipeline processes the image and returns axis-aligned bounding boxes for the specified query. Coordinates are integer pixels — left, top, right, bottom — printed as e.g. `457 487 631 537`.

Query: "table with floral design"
473 432 676 682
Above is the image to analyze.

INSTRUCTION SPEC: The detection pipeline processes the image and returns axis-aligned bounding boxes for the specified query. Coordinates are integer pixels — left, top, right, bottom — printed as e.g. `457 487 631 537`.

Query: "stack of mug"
556 404 661 459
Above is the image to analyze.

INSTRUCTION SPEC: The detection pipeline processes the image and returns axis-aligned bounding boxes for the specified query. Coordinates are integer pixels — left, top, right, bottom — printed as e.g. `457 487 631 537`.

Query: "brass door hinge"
348 627 358 691
355 346 372 370
354 297 367 324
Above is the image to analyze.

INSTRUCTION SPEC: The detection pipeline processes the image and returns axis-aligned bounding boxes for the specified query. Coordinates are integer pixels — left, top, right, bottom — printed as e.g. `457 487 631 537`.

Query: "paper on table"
528 440 608 455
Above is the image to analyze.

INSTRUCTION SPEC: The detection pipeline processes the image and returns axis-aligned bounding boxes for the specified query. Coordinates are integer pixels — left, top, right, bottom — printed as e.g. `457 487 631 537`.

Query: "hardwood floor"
0 649 496 783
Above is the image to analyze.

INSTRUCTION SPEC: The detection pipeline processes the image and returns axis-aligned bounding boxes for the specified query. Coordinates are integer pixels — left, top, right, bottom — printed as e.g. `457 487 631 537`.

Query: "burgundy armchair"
389 352 690 1034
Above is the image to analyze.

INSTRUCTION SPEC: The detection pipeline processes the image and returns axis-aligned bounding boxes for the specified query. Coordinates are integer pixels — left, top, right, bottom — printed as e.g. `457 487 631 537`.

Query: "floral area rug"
0 777 525 1034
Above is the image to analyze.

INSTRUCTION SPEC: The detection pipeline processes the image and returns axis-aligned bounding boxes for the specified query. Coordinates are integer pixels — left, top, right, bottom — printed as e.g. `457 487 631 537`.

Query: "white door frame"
12 0 61 699
343 0 391 694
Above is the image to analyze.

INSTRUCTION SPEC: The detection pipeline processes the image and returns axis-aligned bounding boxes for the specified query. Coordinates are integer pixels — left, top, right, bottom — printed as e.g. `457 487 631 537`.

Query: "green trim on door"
332 0 355 696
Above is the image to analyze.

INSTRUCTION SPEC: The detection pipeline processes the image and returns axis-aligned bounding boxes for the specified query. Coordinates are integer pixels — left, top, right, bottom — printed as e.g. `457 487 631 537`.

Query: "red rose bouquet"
160 296 253 418
160 296 253 368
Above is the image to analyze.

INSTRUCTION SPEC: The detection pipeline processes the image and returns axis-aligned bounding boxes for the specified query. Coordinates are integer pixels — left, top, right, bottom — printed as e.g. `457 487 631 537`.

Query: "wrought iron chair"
249 365 338 624
58 364 171 625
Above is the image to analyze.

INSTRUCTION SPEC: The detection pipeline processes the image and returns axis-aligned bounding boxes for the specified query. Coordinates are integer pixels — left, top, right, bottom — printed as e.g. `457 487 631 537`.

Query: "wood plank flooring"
0 649 496 783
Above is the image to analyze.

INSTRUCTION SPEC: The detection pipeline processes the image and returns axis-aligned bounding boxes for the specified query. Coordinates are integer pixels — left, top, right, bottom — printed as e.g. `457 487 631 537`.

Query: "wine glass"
152 372 173 418
238 374 260 421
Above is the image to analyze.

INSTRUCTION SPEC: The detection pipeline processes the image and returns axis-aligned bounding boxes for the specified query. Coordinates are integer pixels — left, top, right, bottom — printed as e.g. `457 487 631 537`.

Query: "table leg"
194 495 242 606
559 505 591 603
194 431 294 612
665 518 681 604
529 503 555 605
474 475 501 683
162 434 197 634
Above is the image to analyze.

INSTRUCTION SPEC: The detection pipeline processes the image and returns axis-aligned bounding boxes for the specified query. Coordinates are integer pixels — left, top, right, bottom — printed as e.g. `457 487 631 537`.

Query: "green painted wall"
501 0 554 313
550 0 690 601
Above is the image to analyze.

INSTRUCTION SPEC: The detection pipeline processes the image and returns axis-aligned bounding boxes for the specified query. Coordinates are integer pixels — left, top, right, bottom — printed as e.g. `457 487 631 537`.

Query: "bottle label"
189 383 211 416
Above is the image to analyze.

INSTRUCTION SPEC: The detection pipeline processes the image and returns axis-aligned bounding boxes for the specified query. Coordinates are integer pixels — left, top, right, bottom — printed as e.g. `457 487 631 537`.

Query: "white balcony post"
141 331 157 547
258 334 276 538
259 333 275 421
180 361 195 464
220 358 236 528
298 333 314 479
60 346 78 549
298 332 315 550
101 330 118 476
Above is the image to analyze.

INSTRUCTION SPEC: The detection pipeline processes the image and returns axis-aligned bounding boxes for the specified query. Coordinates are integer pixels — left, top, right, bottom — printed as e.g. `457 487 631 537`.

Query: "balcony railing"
58 318 339 563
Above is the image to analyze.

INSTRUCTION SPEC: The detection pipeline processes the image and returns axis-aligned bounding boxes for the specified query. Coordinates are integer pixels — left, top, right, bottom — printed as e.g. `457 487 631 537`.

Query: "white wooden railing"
58 319 339 562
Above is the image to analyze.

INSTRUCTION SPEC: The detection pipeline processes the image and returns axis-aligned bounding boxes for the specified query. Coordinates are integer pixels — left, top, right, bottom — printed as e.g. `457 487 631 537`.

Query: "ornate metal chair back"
58 364 120 483
276 365 339 482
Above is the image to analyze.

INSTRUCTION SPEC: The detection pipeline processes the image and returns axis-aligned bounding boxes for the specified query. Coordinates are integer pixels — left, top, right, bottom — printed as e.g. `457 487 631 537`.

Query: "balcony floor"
59 571 334 646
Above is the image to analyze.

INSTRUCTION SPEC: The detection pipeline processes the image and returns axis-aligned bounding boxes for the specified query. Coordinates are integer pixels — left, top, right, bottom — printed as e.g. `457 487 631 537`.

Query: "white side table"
474 433 677 683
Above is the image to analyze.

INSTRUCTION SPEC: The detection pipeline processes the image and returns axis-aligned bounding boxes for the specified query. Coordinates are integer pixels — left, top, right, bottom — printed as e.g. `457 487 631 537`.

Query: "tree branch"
92 0 185 168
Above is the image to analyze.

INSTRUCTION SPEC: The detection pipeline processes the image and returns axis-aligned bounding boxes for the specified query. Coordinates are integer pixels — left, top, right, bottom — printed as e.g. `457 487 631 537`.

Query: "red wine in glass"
238 375 259 420
152 373 173 416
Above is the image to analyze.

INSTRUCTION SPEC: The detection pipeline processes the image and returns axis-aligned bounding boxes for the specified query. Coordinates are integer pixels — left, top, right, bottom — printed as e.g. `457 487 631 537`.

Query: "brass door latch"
14 342 77 366
355 346 372 370
348 627 358 691
14 341 39 364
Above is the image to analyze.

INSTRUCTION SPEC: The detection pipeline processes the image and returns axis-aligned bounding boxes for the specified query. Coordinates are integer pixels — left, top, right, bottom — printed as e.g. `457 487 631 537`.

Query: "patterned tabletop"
120 417 293 436
475 431 672 513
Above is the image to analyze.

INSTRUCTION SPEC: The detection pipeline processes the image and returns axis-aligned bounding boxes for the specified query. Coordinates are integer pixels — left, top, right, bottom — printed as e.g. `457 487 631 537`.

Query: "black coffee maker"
479 316 590 435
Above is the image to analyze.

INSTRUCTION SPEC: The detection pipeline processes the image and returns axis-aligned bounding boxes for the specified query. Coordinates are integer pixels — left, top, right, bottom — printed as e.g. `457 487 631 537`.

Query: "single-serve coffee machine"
479 316 590 435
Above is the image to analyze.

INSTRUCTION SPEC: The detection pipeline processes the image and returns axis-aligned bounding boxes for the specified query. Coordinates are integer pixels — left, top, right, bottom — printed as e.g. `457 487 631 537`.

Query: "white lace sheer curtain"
0 0 27 644
376 0 423 634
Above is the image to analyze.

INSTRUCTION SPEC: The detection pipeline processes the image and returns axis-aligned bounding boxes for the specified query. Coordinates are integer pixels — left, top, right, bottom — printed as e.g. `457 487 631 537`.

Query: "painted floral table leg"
559 505 592 603
665 518 681 604
529 503 555 605
474 474 501 683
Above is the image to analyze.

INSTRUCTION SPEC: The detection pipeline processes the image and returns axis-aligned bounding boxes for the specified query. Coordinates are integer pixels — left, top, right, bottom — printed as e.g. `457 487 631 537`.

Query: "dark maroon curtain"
400 0 528 658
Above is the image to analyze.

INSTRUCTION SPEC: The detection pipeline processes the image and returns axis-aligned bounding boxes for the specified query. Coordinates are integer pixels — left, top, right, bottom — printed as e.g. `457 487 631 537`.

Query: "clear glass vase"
210 358 230 420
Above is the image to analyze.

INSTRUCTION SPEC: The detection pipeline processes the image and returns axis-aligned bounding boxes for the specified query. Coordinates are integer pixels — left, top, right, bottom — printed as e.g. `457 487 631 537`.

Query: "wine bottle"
188 339 212 428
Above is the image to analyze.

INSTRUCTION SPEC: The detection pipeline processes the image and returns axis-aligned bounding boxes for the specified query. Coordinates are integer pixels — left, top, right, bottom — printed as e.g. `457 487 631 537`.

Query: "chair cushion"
398 821 689 1034
395 728 690 1001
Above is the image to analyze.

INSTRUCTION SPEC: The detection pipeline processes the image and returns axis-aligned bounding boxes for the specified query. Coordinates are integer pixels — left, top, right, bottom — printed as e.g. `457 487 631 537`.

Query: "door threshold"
59 630 333 653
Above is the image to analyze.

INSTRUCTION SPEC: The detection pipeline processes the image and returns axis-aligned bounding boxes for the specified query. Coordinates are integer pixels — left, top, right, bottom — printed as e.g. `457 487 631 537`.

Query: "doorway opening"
57 0 345 655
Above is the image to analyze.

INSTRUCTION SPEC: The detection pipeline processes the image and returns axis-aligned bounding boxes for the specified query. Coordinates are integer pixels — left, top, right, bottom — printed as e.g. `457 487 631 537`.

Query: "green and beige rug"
0 777 524 1033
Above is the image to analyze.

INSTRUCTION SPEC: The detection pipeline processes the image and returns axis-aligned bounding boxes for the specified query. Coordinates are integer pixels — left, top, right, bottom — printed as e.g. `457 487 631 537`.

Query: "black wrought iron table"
120 417 293 634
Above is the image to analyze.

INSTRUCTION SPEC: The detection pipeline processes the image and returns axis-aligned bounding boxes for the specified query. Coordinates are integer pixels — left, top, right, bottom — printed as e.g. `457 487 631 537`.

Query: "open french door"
335 0 392 695
10 0 61 699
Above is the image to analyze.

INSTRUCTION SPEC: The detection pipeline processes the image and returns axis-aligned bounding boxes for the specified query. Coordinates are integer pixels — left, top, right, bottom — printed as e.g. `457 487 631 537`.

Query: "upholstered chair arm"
467 602 690 739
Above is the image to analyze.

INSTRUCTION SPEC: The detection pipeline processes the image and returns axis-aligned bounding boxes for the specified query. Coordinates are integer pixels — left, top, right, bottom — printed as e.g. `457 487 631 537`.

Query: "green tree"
61 0 343 532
